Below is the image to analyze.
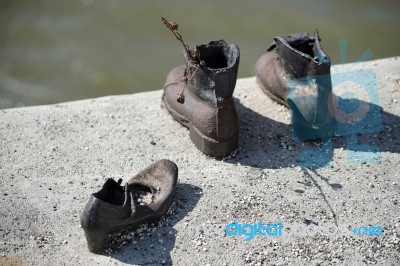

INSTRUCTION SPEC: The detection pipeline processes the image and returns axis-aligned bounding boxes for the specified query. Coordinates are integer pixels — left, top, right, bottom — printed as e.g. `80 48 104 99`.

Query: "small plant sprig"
161 17 206 103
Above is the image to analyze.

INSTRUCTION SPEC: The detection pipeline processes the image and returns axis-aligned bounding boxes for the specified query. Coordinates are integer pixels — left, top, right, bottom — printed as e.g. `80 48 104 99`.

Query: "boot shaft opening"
182 40 240 101
196 40 230 69
274 32 330 78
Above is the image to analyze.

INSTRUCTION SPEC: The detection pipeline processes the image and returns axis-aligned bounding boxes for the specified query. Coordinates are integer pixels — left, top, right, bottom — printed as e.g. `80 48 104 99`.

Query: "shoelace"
119 182 137 214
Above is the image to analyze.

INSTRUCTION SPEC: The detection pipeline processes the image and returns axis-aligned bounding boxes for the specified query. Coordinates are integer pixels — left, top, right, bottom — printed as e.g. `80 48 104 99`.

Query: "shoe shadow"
224 99 299 169
300 168 341 226
223 98 400 169
108 183 202 265
223 97 399 226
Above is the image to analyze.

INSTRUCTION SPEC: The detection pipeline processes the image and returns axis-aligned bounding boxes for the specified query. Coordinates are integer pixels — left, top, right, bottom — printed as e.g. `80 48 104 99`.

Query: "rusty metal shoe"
162 40 240 157
80 159 178 253
255 30 335 141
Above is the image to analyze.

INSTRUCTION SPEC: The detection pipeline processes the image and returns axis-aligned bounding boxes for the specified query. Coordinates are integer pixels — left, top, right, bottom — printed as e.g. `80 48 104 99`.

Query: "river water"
0 0 399 108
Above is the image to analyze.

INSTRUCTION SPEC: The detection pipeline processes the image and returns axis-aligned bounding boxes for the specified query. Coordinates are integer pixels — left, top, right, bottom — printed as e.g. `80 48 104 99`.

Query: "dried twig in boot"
161 17 206 103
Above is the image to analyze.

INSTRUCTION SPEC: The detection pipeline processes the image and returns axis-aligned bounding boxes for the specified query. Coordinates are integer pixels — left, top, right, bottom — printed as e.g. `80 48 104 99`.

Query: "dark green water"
0 0 399 108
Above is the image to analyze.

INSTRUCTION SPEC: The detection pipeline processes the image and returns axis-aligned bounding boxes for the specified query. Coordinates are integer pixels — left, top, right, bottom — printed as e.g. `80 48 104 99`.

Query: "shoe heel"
83 229 109 254
189 126 238 157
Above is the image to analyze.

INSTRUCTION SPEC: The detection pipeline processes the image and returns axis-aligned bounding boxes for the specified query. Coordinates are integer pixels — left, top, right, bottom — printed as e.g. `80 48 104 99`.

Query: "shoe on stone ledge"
162 40 240 157
80 159 178 253
256 30 336 141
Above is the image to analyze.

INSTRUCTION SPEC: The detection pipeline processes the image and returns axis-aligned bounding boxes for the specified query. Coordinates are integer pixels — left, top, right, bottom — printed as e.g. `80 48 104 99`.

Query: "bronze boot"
80 159 178 253
256 30 335 141
162 40 240 157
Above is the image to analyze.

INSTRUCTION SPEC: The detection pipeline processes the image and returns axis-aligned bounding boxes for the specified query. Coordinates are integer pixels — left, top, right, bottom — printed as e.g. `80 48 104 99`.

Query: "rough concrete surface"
0 57 399 266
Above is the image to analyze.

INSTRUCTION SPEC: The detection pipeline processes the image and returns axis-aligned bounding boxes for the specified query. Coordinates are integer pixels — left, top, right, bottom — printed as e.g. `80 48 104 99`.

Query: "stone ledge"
0 57 399 265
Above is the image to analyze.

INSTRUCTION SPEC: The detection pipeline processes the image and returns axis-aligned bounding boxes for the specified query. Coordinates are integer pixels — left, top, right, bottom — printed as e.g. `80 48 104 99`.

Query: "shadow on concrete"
108 183 202 265
222 98 400 169
302 168 340 226
221 97 400 226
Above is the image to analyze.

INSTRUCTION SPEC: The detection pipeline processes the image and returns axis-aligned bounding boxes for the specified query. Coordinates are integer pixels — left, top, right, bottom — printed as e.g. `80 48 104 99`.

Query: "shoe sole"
84 211 167 254
162 96 238 157
255 76 289 108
